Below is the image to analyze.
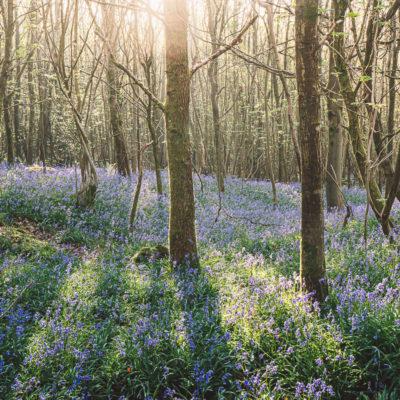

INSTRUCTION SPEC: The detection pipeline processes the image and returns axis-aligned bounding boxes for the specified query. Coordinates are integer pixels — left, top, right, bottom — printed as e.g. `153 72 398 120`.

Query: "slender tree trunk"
206 0 225 192
38 58 48 170
164 0 198 265
266 3 301 179
333 0 385 226
361 0 397 200
71 0 97 206
0 0 15 164
143 57 163 194
129 132 143 227
295 0 328 301
3 94 14 164
103 5 131 177
326 36 344 210
264 72 278 205
13 6 22 161
386 14 399 194
26 58 35 165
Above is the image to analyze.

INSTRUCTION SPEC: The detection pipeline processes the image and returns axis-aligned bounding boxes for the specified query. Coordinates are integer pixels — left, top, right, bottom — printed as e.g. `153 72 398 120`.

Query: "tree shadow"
172 265 237 399
0 241 78 397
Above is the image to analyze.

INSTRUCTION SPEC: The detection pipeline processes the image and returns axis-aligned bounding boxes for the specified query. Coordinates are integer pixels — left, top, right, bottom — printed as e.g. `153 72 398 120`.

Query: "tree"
295 0 328 301
140 15 163 195
102 4 131 177
333 0 386 230
206 0 225 193
326 22 344 211
0 0 15 164
164 0 198 265
43 0 99 206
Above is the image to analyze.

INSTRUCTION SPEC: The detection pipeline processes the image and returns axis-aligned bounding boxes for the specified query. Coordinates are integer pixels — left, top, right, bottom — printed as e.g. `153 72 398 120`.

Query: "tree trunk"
26 57 35 165
386 14 399 194
164 0 198 265
103 5 131 177
0 0 15 165
3 94 14 164
75 115 98 207
143 57 163 195
295 0 328 301
13 6 23 161
266 3 301 180
333 0 385 225
326 38 344 210
206 0 225 192
264 72 278 205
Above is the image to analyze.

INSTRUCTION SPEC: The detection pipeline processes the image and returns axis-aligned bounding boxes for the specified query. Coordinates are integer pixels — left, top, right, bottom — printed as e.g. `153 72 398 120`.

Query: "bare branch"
191 15 258 77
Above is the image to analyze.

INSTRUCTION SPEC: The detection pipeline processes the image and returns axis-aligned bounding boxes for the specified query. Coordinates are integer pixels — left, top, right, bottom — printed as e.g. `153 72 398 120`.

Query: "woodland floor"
0 165 400 399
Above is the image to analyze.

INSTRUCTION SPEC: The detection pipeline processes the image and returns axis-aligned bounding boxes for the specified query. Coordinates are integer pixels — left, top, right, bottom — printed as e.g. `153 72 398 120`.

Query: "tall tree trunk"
266 3 301 179
71 0 97 206
38 60 48 170
206 0 225 192
26 58 35 165
143 56 163 195
13 5 22 161
264 72 278 205
25 0 37 165
3 94 14 164
326 36 344 210
333 0 385 227
103 5 131 177
361 0 397 200
295 0 328 301
386 14 399 194
0 0 15 164
164 0 198 265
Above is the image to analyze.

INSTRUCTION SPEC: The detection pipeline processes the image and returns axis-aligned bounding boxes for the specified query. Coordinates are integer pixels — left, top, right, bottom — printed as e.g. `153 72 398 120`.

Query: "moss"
0 226 54 257
132 245 169 263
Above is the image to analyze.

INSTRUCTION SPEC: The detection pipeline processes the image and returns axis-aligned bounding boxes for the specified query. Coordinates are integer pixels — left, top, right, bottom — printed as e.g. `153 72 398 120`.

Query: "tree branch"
190 15 258 77
85 0 165 113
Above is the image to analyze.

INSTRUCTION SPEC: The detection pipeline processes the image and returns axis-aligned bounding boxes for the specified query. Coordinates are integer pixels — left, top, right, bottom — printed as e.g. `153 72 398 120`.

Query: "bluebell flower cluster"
0 165 399 398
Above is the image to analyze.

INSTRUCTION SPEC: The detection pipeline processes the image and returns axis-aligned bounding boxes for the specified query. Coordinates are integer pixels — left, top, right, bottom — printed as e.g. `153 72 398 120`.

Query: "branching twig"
191 15 258 76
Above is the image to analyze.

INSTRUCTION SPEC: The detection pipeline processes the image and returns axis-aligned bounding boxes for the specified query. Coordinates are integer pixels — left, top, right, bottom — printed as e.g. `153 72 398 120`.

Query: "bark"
3 95 14 164
295 0 328 301
142 57 163 195
38 59 49 170
333 0 385 225
206 0 225 192
0 0 15 164
129 134 142 228
70 0 97 206
103 5 131 177
74 115 98 207
25 0 36 165
362 0 397 199
264 72 278 205
326 34 344 210
386 14 399 194
164 0 198 265
13 7 23 160
266 3 301 179
26 55 35 165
